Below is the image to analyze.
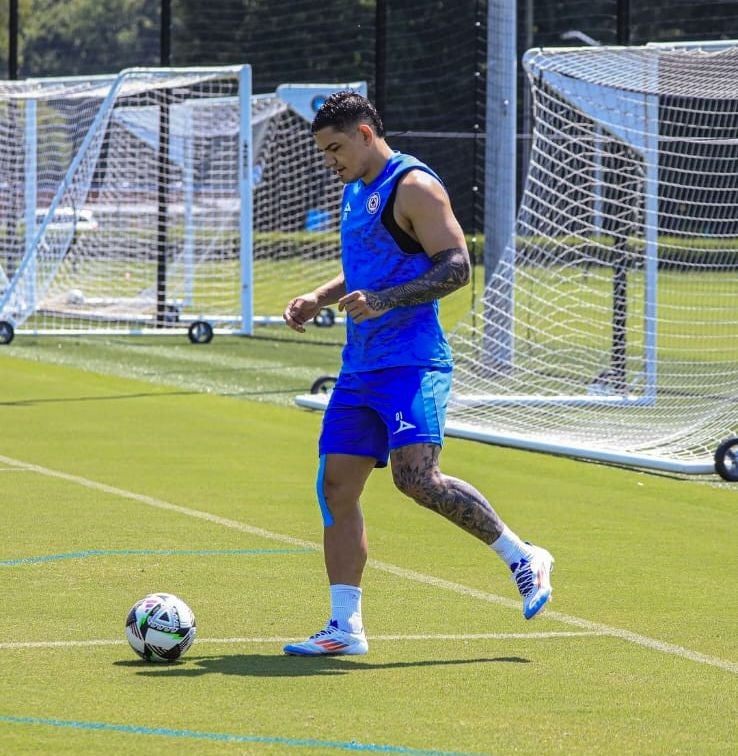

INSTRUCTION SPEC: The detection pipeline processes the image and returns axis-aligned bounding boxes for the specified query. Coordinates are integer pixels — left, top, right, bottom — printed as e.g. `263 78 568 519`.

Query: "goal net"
0 68 355 337
447 42 738 474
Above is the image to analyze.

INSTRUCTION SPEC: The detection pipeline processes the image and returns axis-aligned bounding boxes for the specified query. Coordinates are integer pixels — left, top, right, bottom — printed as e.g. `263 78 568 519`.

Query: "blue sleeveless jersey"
339 152 453 373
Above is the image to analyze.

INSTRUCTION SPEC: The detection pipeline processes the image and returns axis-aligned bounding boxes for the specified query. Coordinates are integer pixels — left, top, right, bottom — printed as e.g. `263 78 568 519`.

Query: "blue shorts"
319 366 452 467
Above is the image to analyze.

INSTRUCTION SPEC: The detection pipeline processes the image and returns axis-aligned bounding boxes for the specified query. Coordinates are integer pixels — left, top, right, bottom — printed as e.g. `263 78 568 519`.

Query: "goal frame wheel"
714 438 738 482
187 320 214 344
310 375 337 395
0 320 15 345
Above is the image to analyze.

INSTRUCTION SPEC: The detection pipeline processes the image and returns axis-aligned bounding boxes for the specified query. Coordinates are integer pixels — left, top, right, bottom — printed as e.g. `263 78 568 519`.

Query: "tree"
18 0 158 77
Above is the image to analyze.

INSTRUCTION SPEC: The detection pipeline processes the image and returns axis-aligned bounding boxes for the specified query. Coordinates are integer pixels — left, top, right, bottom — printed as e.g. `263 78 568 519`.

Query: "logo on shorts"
393 411 417 434
366 192 381 214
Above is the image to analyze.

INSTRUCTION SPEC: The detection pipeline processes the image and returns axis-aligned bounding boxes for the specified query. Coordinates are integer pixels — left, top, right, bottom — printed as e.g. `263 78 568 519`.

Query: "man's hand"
283 292 321 333
338 290 389 324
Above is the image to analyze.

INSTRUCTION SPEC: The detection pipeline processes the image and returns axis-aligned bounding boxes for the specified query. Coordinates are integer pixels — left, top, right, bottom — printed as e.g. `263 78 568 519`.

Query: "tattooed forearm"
367 247 470 311
391 444 504 544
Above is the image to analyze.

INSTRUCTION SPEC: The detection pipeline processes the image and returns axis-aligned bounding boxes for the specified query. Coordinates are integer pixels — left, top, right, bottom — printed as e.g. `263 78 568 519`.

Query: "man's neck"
361 142 394 185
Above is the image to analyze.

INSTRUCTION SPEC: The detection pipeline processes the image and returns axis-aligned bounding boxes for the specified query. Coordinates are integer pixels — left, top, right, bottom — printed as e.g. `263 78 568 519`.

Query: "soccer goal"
446 41 738 477
0 67 363 341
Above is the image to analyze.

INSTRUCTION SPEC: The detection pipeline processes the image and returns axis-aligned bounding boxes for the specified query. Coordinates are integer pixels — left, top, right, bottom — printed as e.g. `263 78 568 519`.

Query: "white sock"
329 584 363 634
490 526 535 569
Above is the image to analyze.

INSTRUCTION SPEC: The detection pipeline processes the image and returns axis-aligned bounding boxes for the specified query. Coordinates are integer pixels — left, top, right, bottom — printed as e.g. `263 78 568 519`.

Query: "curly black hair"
311 90 385 137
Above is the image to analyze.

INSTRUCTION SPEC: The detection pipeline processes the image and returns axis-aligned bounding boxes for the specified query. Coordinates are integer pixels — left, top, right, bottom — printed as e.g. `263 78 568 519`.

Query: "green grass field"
0 334 736 755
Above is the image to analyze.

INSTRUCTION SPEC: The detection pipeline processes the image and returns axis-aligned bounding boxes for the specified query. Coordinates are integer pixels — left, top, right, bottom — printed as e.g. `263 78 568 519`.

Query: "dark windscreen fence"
524 1 738 47
382 1 486 238
167 0 487 238
2 0 738 244
171 0 377 93
658 95 738 248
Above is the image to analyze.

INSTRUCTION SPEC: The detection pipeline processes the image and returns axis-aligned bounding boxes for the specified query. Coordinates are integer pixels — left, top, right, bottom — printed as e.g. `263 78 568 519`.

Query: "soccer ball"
66 288 85 305
124 593 196 662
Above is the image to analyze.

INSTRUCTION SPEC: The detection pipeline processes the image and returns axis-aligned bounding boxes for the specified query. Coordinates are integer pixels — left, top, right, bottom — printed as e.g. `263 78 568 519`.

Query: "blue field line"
0 548 313 566
0 715 487 755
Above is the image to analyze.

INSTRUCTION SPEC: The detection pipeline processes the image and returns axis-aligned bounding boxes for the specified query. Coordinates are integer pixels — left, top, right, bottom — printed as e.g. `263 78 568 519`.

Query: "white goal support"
446 41 738 476
0 67 363 339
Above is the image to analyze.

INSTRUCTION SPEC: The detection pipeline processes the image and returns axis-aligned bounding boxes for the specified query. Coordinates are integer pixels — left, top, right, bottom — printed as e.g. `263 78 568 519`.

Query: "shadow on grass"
0 390 200 407
114 653 530 677
0 385 310 406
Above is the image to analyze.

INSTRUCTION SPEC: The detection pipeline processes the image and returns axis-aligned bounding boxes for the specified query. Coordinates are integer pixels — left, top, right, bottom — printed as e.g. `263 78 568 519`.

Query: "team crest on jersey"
366 192 381 214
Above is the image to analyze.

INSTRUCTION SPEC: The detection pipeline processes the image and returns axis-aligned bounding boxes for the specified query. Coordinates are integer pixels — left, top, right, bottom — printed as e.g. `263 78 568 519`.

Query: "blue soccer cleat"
511 545 555 620
283 620 369 656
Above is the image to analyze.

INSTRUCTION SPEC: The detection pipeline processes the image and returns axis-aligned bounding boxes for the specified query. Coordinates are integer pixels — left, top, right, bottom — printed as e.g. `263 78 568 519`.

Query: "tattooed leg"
390 443 504 544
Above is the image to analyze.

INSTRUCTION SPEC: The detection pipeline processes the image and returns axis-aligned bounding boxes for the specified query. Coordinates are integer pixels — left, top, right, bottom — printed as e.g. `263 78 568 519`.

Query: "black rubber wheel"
714 438 738 482
310 375 337 395
0 321 15 345
313 307 336 328
187 320 214 344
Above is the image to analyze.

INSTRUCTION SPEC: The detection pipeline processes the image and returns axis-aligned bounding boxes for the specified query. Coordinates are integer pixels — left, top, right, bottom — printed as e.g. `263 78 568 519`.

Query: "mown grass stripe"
0 715 484 755
1 452 736 675
0 548 312 566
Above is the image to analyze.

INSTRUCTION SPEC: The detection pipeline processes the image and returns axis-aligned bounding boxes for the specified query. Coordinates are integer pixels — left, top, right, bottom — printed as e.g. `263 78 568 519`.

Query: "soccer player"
282 91 553 656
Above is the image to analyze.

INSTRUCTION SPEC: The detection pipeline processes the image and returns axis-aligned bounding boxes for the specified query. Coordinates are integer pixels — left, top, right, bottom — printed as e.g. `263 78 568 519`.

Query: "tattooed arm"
338 171 471 323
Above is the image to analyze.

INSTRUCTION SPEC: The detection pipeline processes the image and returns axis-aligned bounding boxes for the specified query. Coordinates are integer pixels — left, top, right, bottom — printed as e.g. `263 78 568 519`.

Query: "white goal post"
445 41 738 476
0 67 365 339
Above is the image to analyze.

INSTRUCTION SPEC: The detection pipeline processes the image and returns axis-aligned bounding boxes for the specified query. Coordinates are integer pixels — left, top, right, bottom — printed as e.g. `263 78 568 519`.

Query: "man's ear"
357 123 374 145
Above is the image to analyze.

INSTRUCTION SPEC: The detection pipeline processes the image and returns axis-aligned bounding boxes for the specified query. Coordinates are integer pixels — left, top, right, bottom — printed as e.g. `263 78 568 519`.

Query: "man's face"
313 125 368 184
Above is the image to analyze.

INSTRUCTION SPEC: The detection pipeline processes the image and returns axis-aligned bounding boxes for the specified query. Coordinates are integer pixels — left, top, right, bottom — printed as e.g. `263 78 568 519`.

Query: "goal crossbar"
443 41 738 474
0 67 365 337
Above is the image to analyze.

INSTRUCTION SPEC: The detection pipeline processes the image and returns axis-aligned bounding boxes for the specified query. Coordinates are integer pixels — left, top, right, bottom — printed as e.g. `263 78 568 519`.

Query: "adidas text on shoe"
283 620 368 656
510 546 554 620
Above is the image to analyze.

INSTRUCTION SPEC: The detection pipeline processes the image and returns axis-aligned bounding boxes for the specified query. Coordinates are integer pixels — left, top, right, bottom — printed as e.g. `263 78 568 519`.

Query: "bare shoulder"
397 169 448 200
393 168 467 257
395 169 449 212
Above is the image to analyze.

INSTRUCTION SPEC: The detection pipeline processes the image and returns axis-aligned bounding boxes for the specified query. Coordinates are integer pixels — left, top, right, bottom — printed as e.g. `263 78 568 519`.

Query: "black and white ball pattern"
125 593 196 662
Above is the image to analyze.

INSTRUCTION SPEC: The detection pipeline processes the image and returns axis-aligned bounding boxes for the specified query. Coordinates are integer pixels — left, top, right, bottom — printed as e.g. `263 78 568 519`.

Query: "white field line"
2 452 736 675
0 631 604 651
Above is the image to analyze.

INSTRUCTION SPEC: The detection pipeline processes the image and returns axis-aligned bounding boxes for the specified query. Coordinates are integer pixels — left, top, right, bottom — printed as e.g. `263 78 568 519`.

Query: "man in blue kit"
283 91 554 656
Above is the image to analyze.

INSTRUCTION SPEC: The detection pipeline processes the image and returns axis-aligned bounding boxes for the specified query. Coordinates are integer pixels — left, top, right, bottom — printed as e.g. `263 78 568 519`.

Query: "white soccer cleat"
283 620 369 656
511 545 555 620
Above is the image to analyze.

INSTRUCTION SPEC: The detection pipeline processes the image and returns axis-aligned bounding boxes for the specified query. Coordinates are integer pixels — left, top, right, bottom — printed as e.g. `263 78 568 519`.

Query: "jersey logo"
393 411 417 434
343 201 352 220
366 192 381 214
